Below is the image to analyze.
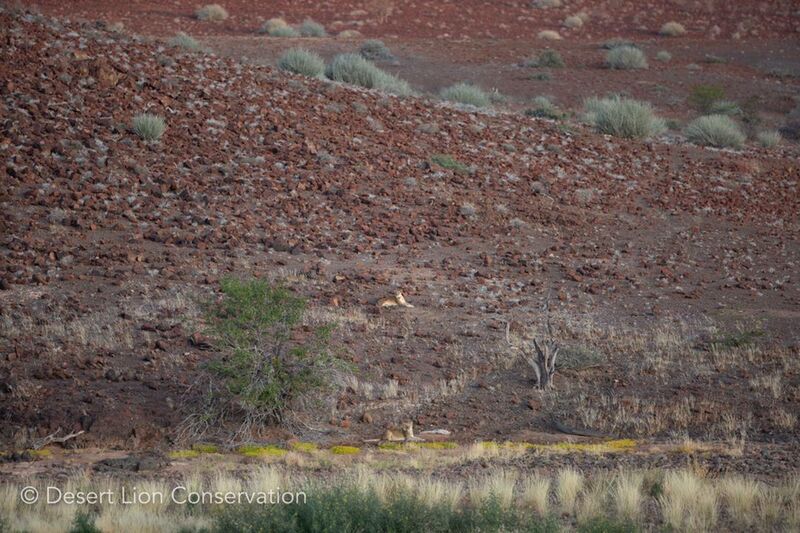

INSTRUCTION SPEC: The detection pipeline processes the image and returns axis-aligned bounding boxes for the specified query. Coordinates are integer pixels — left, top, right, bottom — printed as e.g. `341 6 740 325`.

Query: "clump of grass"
563 15 583 28
168 449 201 459
260 17 289 35
330 445 360 455
720 476 760 528
708 100 741 116
168 32 202 51
656 50 672 62
534 0 562 7
684 114 746 148
468 469 518 509
538 30 562 40
431 154 472 174
556 468 584 515
238 444 287 457
360 39 394 60
660 470 718 531
584 95 666 139
602 39 638 50
606 46 648 69
326 53 413 96
689 84 725 112
131 113 166 141
439 82 491 108
278 48 325 77
298 19 326 37
191 443 219 453
268 25 300 37
520 476 551 515
529 49 564 68
195 4 228 22
614 472 643 522
756 130 781 148
525 96 564 119
660 21 687 36
290 442 318 453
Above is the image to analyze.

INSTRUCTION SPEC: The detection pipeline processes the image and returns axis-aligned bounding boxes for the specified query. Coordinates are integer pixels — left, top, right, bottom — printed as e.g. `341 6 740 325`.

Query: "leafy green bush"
326 53 414 96
684 114 746 148
204 278 341 425
360 39 394 60
606 46 648 69
584 95 665 139
278 48 325 77
439 82 491 108
298 19 327 37
689 84 725 113
132 113 166 141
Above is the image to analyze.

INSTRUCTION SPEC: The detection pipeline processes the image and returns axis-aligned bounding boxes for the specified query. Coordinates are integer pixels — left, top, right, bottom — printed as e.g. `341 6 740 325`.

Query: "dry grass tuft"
556 468 584 515
660 469 718 531
195 4 228 22
538 30 562 40
660 21 687 36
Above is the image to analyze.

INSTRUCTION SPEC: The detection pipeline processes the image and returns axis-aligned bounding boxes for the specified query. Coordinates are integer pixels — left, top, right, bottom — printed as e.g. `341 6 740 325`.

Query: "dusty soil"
1 1 799 478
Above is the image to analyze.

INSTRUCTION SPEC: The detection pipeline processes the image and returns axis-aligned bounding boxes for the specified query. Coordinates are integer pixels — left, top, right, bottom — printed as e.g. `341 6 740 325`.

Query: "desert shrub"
360 39 394 60
584 95 666 139
538 30 562 40
298 19 327 37
326 53 413 96
131 113 166 141
268 25 300 37
708 100 741 116
278 48 325 77
203 278 342 426
601 39 638 50
756 130 781 148
533 49 565 68
168 32 202 51
440 82 491 108
606 46 648 69
689 84 725 112
195 4 228 22
525 96 563 119
656 50 671 62
659 21 686 36
431 154 472 174
563 15 583 28
259 17 288 34
534 0 562 7
684 115 746 148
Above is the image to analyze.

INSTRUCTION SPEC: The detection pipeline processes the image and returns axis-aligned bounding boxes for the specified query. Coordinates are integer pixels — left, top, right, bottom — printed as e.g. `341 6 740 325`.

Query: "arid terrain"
1 0 799 531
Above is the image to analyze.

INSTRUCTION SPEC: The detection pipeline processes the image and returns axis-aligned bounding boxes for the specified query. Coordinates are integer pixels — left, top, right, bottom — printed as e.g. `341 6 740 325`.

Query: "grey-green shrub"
278 48 325 77
526 96 563 119
326 53 413 96
535 49 565 68
656 50 672 62
756 130 781 148
195 4 228 22
298 19 327 37
132 113 166 141
602 39 638 50
708 100 741 116
440 82 491 108
168 32 201 51
584 95 666 139
606 46 648 69
684 115 746 148
268 25 300 37
360 39 393 60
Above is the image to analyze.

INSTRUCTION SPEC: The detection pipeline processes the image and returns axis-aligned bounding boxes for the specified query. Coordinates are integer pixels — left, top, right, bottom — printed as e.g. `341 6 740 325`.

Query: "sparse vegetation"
525 96 564 120
326 53 414 96
606 46 648 70
659 21 687 37
195 4 229 22
260 17 290 35
431 154 473 175
439 82 491 108
534 0 562 7
267 25 300 38
360 39 394 60
278 48 325 78
525 49 564 68
584 95 666 139
601 39 638 50
656 50 672 62
684 114 746 148
131 113 166 141
689 84 725 112
757 130 782 148
538 30 562 40
563 15 583 29
298 19 327 37
709 100 742 116
168 32 202 51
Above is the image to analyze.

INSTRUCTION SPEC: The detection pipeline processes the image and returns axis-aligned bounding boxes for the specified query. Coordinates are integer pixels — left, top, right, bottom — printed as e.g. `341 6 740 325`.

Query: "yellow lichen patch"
290 441 318 453
28 448 53 458
411 441 459 450
169 449 201 459
238 444 287 457
378 442 406 452
330 445 360 455
478 441 500 450
528 439 638 454
191 443 220 454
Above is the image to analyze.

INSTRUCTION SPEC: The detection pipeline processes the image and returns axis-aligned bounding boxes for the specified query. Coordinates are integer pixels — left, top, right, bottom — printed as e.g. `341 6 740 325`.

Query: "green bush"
298 19 327 37
212 484 560 533
360 39 394 60
168 32 202 51
525 96 564 119
326 53 413 96
584 95 665 139
278 48 325 77
535 49 565 68
431 154 472 175
440 82 491 108
131 113 166 141
689 84 725 113
204 278 341 425
756 130 781 148
606 46 648 69
684 115 746 148
268 25 300 37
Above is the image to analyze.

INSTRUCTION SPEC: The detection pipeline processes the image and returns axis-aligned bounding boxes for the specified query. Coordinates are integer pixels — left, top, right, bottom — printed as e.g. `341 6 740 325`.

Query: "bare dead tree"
506 297 560 390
